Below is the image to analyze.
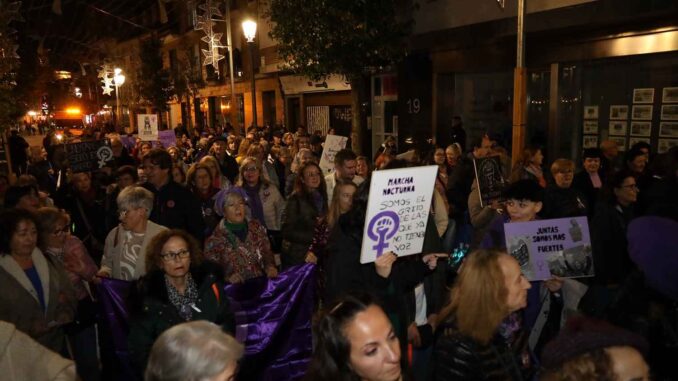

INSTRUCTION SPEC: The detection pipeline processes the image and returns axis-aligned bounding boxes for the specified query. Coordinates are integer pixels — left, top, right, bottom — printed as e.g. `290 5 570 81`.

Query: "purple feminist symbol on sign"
367 211 400 257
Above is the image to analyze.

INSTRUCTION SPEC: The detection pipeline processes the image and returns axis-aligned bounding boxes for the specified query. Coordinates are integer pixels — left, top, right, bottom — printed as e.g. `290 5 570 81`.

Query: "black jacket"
572 170 603 218
143 180 206 242
128 261 234 375
540 185 588 220
432 323 527 381
590 202 635 285
281 192 323 268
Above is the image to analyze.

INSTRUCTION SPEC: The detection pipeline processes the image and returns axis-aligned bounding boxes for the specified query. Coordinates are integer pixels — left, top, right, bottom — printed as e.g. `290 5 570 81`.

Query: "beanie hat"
541 316 648 370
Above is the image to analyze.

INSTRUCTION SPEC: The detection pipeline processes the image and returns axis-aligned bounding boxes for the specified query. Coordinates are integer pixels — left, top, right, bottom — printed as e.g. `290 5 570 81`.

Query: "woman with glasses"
36 206 100 381
128 229 234 376
540 158 588 219
98 186 167 281
205 189 278 284
584 170 641 317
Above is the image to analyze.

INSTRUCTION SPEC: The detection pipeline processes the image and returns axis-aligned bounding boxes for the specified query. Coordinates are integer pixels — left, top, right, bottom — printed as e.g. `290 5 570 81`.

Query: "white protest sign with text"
319 134 348 174
360 165 438 264
137 114 158 141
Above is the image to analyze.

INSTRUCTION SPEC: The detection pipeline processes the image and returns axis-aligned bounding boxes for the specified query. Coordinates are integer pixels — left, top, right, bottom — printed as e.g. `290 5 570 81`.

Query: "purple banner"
504 217 594 281
119 135 136 151
96 264 316 381
158 130 177 148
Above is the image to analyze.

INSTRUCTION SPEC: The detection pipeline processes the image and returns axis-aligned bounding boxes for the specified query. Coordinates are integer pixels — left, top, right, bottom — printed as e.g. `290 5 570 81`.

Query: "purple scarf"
244 183 266 227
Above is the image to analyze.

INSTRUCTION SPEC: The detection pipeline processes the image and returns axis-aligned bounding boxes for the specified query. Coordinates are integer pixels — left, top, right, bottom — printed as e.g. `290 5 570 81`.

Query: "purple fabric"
627 216 678 301
97 264 316 381
225 263 316 381
96 277 136 381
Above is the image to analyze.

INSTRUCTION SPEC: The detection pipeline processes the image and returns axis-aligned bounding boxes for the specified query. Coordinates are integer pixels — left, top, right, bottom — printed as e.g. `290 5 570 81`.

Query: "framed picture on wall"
633 88 654 104
583 135 598 149
609 121 627 136
629 137 651 147
583 120 598 134
658 139 678 154
609 105 628 120
609 136 627 151
632 105 653 120
659 122 678 138
630 121 651 137
661 105 678 120
584 106 599 119
662 87 678 103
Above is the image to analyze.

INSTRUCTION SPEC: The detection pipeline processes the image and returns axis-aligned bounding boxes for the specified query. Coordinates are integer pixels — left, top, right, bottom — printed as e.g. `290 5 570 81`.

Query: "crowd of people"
0 121 677 381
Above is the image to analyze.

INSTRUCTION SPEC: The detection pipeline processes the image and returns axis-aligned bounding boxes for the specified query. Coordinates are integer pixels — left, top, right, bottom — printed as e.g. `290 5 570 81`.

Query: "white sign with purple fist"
360 165 438 264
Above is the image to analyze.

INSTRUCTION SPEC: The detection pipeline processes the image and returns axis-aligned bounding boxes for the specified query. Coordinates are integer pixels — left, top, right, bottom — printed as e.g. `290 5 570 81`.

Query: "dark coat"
432 322 526 381
281 192 323 268
572 170 603 218
127 261 234 374
540 185 588 220
143 180 206 243
590 202 635 285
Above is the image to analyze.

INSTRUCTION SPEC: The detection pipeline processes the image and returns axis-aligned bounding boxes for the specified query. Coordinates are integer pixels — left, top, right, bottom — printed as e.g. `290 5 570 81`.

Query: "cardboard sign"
473 156 506 207
360 165 438 264
504 217 594 281
158 130 177 148
319 134 348 174
138 114 158 141
65 139 113 173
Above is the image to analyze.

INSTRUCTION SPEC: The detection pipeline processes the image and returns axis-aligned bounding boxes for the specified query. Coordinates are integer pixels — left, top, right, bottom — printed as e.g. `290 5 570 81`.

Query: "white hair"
145 321 244 381
117 186 154 218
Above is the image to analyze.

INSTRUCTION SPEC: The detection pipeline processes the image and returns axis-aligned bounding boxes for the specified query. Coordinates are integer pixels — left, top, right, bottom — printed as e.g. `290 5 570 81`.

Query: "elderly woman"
432 249 533 380
540 158 588 219
145 321 243 381
128 229 234 375
204 189 278 283
36 206 99 380
0 208 77 353
98 186 168 281
281 162 328 268
236 157 284 245
187 163 221 237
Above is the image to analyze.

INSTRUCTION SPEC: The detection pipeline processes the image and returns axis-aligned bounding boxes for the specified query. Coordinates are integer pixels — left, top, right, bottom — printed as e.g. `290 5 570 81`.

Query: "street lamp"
113 68 126 130
242 19 257 129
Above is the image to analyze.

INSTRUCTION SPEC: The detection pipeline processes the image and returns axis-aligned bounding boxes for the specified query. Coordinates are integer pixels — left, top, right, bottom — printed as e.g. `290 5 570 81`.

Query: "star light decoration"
195 0 225 75
98 64 116 96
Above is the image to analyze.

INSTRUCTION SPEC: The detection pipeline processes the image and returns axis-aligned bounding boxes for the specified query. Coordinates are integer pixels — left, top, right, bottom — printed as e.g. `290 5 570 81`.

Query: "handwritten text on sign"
360 165 437 264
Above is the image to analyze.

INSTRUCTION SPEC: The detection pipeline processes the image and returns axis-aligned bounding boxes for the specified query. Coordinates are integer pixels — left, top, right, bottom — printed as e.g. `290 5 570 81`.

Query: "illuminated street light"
113 68 126 130
242 19 257 128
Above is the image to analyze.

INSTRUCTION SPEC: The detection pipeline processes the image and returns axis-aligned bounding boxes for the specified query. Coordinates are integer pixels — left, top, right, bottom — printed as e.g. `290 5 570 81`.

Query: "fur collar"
0 248 51 308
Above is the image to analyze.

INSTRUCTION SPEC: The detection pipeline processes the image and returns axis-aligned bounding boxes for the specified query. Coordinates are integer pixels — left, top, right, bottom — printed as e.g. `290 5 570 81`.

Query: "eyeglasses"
53 225 70 235
160 249 190 262
244 166 258 172
119 209 129 218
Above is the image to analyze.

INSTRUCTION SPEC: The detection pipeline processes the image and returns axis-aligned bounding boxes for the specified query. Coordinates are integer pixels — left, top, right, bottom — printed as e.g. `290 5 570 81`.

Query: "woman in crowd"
236 157 284 249
226 135 240 157
204 189 278 283
167 146 188 173
307 179 357 265
186 163 221 237
271 145 291 196
356 155 371 179
3 184 41 213
199 155 231 191
585 170 639 317
36 206 100 380
540 158 588 219
285 148 316 196
303 293 403 381
282 132 295 148
509 146 546 187
236 138 252 164
145 321 243 381
247 143 279 187
432 249 533 380
98 186 168 281
0 208 77 353
572 148 604 218
281 162 328 268
128 229 234 375
625 147 651 192
171 163 186 186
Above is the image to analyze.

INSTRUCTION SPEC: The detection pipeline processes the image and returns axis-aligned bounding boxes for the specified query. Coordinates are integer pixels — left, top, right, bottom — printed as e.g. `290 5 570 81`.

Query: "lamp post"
242 19 257 129
113 68 126 130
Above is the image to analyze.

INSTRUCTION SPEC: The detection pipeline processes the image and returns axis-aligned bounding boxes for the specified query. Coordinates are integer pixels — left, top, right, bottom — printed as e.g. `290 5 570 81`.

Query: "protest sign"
137 114 158 141
158 130 177 148
473 156 506 207
65 139 113 173
118 134 136 151
504 216 594 281
360 165 438 264
319 134 348 174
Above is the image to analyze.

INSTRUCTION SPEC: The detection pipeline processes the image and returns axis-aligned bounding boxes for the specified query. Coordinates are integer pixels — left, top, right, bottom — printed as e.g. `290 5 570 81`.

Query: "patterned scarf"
165 273 199 321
